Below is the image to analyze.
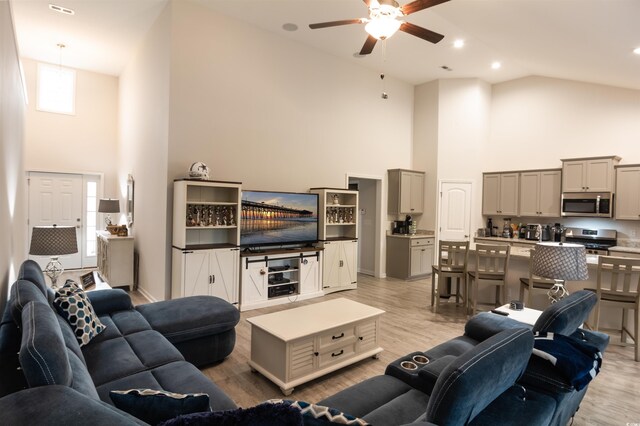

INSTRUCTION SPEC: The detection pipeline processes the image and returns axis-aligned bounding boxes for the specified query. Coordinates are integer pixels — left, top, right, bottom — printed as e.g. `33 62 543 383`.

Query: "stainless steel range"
563 227 617 255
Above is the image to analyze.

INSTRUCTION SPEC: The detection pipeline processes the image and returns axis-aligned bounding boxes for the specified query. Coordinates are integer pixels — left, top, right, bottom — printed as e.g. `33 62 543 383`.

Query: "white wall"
22 58 119 197
167 0 414 191
489 76 640 172
118 3 171 301
0 1 27 315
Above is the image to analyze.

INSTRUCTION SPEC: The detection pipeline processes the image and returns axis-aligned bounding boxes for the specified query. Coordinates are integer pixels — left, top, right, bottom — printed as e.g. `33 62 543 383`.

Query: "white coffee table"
247 298 385 395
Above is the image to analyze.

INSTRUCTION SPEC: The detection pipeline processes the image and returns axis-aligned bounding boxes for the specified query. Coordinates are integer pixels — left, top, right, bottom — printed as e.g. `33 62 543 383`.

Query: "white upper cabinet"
615 165 640 220
519 169 561 217
388 169 425 215
482 172 519 216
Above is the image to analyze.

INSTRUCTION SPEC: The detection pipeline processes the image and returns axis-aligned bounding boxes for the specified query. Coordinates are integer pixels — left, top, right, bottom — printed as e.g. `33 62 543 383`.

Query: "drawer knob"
314 352 319 357
332 332 344 340
358 336 363 341
331 350 344 358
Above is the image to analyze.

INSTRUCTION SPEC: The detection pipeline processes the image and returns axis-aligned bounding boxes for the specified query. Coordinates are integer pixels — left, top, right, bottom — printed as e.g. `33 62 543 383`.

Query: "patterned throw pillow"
53 279 106 346
110 389 211 425
267 399 370 425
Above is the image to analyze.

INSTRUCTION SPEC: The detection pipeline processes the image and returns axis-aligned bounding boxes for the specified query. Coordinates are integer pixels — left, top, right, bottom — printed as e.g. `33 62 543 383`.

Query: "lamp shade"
29 226 78 256
532 243 589 281
98 199 120 213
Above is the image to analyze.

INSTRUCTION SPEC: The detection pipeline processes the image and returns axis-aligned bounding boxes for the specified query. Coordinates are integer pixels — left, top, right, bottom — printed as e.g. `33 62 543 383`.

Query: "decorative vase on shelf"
332 194 340 205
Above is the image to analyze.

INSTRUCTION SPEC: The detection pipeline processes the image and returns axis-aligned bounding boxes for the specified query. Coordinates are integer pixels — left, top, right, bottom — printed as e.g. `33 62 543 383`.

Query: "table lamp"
29 225 78 288
532 242 589 303
99 198 120 235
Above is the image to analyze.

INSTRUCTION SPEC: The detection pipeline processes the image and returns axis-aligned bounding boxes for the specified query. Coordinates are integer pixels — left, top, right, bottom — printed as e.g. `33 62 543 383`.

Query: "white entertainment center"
171 180 359 311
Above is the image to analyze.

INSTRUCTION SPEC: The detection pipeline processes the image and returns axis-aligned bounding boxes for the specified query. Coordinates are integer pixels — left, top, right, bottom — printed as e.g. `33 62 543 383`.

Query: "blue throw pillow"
158 401 302 426
53 279 106 346
267 400 370 425
110 389 211 425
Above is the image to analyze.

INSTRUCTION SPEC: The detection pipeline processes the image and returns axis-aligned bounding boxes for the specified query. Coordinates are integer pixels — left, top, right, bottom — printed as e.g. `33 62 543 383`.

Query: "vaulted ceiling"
11 0 640 89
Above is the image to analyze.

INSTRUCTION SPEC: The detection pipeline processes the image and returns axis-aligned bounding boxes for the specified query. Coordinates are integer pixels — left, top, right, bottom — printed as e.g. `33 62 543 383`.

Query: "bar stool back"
431 240 469 313
519 247 555 309
467 243 511 316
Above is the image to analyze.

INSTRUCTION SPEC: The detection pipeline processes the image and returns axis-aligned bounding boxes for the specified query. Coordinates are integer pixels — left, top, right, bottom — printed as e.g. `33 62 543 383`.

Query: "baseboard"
136 286 157 303
358 268 375 276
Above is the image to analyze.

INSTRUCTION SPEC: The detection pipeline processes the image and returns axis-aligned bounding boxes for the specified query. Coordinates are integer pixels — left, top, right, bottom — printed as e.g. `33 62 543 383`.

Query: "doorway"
347 174 383 278
28 171 102 270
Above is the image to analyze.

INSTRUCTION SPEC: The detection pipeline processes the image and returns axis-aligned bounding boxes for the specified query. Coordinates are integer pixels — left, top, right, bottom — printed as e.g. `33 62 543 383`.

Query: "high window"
36 62 76 115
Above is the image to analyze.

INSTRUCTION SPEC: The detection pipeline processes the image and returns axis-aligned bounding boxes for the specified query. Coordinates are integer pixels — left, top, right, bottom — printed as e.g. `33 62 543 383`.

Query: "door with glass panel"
28 172 101 269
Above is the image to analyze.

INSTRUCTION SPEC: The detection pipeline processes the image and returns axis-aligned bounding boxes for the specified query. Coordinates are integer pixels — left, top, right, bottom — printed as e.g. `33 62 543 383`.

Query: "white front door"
438 181 472 241
28 172 83 269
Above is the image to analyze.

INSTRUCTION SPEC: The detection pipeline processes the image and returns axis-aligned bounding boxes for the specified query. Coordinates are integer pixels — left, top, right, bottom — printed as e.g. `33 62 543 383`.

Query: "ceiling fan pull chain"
381 40 388 99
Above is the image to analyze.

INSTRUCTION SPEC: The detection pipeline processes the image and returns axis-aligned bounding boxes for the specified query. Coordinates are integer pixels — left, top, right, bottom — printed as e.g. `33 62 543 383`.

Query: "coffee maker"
393 220 408 234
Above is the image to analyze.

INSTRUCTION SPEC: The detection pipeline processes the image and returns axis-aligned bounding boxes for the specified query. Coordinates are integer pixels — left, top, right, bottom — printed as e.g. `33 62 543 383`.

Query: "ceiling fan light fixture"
633 47 640 55
365 17 401 40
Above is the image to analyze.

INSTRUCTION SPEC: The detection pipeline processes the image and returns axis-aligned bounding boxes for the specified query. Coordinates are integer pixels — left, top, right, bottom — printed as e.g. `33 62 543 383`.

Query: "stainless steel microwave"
561 192 613 218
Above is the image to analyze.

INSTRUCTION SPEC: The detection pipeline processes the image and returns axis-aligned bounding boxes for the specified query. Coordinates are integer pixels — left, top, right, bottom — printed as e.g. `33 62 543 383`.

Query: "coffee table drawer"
318 325 357 350
318 343 357 369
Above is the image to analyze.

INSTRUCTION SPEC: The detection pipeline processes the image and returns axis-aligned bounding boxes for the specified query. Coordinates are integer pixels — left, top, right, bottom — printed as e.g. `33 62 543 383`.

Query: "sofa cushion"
159 401 303 426
87 289 134 316
96 360 237 412
110 388 211 425
318 375 429 424
19 301 72 388
532 290 597 336
54 280 106 346
17 260 51 302
425 328 534 425
83 330 183 386
136 296 240 344
9 279 50 323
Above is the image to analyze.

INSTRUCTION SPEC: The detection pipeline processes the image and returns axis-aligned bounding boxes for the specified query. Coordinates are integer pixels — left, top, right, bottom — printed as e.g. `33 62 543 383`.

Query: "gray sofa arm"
0 386 146 425
86 289 134 316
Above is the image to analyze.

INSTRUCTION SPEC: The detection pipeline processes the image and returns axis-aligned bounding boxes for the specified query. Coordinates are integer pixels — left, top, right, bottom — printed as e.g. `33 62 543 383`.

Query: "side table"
494 305 543 326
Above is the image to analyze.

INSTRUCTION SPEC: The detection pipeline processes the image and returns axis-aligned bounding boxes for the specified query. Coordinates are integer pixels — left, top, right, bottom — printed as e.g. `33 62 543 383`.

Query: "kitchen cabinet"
519 169 561 217
171 247 239 304
386 235 434 280
561 156 620 192
615 164 640 220
482 172 519 216
388 169 425 215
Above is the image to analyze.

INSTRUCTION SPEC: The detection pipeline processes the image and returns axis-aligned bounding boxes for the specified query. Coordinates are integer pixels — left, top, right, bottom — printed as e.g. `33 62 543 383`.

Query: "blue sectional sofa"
0 260 608 425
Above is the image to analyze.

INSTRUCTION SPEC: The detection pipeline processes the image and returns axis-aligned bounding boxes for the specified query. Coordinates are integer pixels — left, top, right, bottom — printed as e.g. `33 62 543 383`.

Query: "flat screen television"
240 190 319 248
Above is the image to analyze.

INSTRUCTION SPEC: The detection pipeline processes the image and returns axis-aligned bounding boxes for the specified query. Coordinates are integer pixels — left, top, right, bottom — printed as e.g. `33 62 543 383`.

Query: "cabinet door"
538 170 561 216
399 172 413 214
322 242 341 289
482 174 500 215
562 161 586 192
585 159 613 192
340 241 358 286
519 172 541 216
615 167 640 220
499 173 519 216
183 250 212 297
409 172 424 214
242 261 268 304
209 249 239 304
410 247 423 277
299 255 320 295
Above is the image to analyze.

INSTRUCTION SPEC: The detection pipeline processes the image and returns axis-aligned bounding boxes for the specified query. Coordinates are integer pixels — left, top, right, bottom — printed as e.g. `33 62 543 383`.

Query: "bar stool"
519 247 555 309
431 240 469 313
594 256 640 362
467 243 511 316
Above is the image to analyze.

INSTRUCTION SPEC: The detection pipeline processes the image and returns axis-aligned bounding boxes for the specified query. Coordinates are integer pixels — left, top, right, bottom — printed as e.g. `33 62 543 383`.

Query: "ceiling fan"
309 0 450 55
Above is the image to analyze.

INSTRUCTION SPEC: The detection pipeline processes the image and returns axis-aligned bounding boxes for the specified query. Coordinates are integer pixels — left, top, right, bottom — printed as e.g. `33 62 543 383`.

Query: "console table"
247 298 384 395
97 231 134 291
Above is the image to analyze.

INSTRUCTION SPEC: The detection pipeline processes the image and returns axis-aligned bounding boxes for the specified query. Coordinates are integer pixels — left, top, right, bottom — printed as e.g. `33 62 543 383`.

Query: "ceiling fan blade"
399 22 444 44
401 0 450 16
309 19 364 29
359 35 378 55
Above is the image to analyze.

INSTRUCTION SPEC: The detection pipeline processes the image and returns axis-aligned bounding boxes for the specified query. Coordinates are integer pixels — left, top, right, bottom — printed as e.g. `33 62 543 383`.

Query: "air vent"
49 4 75 15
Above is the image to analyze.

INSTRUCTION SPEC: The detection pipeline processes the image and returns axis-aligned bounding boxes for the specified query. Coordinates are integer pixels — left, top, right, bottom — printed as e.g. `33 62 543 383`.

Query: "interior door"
438 181 472 241
28 172 83 269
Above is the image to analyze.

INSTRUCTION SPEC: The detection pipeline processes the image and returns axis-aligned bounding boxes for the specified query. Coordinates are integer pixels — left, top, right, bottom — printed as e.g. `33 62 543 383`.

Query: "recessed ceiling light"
453 39 464 49
491 61 502 70
634 47 640 55
282 23 298 32
49 3 74 15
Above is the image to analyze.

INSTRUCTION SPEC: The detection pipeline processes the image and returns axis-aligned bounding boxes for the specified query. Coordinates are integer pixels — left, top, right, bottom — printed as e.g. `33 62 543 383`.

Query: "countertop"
609 246 640 254
473 237 600 266
387 230 435 239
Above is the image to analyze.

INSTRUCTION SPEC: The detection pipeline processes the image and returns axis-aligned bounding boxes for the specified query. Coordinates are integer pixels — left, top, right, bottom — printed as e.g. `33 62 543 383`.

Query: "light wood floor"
92 272 640 425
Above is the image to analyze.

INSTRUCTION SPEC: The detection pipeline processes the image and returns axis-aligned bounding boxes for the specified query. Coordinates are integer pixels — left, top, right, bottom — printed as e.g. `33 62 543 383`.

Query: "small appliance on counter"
525 224 541 241
393 220 408 235
552 223 565 242
541 225 552 241
518 224 527 239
